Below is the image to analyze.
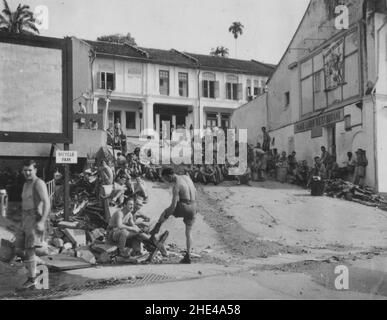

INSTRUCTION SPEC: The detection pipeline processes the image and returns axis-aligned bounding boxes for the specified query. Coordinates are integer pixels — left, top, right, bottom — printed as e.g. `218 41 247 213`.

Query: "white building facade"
87 41 274 138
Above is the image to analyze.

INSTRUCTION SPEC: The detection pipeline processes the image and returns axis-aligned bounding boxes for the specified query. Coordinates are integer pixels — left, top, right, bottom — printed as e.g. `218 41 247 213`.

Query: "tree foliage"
228 21 244 39
97 32 137 46
210 46 229 57
0 0 39 34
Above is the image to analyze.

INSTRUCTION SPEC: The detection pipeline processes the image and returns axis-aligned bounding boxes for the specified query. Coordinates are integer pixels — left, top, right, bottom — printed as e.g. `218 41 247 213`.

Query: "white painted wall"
93 57 143 96
373 14 387 192
231 94 267 145
268 99 376 187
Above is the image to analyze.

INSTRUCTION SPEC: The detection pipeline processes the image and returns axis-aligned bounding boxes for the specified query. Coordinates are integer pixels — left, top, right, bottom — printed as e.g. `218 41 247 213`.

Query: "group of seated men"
106 195 156 258
246 144 367 188
98 148 168 257
98 147 157 207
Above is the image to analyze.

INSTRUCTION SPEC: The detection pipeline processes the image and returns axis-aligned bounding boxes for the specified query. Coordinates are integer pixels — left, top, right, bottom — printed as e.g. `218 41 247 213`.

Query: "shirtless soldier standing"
15 160 50 289
150 167 197 264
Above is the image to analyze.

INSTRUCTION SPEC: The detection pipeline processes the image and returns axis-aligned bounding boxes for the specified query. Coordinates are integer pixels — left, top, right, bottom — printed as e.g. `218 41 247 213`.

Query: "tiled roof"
138 47 195 67
86 40 275 76
86 40 146 59
187 53 275 76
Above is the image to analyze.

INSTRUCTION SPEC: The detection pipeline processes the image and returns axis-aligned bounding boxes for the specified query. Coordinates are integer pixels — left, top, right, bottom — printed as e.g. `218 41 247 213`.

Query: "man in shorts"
107 198 150 257
150 168 197 264
15 160 50 289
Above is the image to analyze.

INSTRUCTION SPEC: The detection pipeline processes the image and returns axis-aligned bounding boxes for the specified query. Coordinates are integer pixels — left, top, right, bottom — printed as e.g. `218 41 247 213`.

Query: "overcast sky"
9 0 310 64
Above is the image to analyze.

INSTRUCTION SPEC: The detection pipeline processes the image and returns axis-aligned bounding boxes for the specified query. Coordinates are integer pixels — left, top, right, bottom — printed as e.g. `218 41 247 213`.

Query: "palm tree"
228 21 244 58
210 46 229 58
0 0 39 35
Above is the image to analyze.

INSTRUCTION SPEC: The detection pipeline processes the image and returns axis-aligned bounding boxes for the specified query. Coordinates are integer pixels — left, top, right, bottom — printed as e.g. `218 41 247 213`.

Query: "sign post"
64 144 70 221
56 148 77 221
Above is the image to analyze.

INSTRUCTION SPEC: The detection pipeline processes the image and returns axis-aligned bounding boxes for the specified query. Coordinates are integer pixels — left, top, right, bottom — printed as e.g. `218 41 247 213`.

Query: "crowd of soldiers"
246 127 369 188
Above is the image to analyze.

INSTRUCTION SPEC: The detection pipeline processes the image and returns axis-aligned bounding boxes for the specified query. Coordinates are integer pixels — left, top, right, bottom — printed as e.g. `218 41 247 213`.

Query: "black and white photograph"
1 0 387 303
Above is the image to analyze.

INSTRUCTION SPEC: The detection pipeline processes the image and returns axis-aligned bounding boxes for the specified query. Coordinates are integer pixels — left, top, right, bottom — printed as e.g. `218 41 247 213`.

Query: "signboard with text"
56 151 78 164
0 32 73 143
295 109 344 134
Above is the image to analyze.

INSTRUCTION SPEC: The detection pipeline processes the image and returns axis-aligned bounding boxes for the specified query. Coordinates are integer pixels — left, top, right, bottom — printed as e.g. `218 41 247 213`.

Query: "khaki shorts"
173 201 197 227
15 210 44 250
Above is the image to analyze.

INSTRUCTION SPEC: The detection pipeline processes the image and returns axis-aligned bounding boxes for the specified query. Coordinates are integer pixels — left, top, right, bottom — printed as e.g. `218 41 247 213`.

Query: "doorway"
326 124 336 157
108 111 121 130
160 114 172 140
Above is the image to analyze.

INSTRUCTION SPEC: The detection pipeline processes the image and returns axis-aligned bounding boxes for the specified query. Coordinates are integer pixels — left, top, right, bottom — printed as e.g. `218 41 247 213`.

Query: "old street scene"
1 0 387 300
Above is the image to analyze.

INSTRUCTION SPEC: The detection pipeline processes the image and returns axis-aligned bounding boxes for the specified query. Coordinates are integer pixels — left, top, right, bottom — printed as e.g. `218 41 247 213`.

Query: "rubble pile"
1 147 188 270
324 179 387 209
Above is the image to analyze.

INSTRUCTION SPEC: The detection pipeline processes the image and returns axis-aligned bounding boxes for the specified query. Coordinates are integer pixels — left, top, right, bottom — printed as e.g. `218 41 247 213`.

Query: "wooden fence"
46 179 55 204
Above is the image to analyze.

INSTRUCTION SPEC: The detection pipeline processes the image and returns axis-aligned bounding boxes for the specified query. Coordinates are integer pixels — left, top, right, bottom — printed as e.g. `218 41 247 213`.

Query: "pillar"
217 113 222 128
143 101 154 136
193 104 200 130
92 97 99 114
199 105 204 130
155 113 160 137
103 98 111 130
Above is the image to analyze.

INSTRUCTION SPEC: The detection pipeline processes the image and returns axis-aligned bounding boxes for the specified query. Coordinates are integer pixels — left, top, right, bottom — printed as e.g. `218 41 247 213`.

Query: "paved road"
64 268 385 300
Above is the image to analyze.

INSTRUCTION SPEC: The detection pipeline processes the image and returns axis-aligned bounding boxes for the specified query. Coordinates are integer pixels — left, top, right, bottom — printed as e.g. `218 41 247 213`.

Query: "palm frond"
23 20 39 34
16 13 35 24
2 0 11 17
19 4 31 12
0 12 8 24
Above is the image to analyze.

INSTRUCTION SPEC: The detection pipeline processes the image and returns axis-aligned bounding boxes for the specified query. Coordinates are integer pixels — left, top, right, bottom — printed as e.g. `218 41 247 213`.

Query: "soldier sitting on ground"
295 160 309 187
107 198 152 257
307 156 326 187
188 164 201 182
235 163 252 186
201 164 218 185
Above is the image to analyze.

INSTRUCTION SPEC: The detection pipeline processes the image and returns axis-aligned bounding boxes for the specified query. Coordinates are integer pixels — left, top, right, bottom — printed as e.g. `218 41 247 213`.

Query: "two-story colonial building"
86 40 274 138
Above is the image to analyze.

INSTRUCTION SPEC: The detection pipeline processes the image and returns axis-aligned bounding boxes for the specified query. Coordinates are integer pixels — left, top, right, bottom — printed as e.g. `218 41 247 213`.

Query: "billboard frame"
0 32 73 144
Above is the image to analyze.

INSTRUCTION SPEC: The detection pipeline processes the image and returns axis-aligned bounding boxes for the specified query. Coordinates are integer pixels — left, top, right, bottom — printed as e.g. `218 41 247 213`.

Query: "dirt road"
1 179 387 299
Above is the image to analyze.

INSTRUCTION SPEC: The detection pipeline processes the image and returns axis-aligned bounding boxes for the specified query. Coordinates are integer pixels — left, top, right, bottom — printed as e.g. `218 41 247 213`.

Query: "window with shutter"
101 72 106 89
99 72 115 91
178 72 188 97
106 73 115 91
214 81 220 98
226 83 232 100
202 80 207 97
237 83 243 101
159 70 169 95
226 75 238 100
202 73 216 98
